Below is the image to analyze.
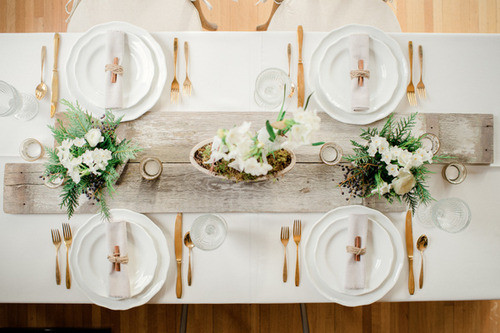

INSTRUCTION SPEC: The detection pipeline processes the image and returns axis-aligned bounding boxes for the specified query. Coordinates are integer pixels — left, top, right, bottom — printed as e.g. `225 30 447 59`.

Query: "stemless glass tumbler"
0 80 39 121
190 214 228 251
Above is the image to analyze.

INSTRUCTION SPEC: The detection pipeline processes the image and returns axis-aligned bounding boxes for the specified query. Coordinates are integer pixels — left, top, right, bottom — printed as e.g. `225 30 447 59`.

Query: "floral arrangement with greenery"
339 113 449 213
196 95 323 180
43 100 141 221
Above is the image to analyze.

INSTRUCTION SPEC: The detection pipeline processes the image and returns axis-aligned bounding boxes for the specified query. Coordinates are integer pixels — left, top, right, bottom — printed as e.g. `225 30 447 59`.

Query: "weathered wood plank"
3 162 362 214
57 112 494 164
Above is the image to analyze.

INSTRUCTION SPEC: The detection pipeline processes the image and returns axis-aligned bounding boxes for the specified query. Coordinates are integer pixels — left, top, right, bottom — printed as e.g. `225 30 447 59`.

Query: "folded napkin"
104 30 124 109
107 219 131 299
344 214 369 290
349 34 370 112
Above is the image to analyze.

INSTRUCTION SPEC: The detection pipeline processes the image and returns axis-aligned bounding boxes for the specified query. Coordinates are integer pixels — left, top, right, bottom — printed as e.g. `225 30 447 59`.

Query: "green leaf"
312 141 325 146
265 120 276 142
304 92 314 111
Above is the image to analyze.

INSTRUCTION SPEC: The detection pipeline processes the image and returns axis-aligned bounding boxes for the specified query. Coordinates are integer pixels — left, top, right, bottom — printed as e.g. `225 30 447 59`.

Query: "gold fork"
62 223 73 289
280 226 289 282
170 38 180 103
183 41 192 96
51 229 61 285
293 219 302 286
417 45 426 99
406 41 417 106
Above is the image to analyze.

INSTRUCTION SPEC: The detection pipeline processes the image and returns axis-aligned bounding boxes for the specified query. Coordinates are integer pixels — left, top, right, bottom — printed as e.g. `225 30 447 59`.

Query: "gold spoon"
416 235 428 289
184 232 194 286
287 43 296 97
35 46 48 100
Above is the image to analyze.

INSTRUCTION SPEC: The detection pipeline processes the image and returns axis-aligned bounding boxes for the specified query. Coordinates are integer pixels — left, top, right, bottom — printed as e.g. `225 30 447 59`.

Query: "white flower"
397 150 412 168
85 128 104 147
286 124 312 149
228 157 246 172
73 137 86 147
68 168 81 184
390 146 403 160
368 143 378 157
242 157 272 176
386 163 400 177
381 151 393 164
225 122 252 148
82 150 94 166
371 135 387 148
293 108 321 132
371 181 391 195
415 148 433 163
257 128 281 153
391 170 416 195
60 139 73 150
409 153 423 168
378 140 390 155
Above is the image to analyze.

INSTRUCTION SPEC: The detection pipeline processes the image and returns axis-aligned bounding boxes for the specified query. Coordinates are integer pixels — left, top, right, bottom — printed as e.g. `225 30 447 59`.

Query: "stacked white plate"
69 209 169 310
310 24 409 125
66 21 167 121
305 205 404 307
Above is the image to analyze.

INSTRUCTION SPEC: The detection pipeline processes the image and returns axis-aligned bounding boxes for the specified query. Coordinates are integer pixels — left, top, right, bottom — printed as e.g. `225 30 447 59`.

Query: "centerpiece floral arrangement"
43 100 141 221
193 95 323 181
339 113 449 213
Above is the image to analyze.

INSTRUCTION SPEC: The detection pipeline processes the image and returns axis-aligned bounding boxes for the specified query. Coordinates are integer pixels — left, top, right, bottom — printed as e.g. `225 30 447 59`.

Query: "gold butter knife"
50 33 60 118
175 213 183 298
297 25 304 107
405 210 415 295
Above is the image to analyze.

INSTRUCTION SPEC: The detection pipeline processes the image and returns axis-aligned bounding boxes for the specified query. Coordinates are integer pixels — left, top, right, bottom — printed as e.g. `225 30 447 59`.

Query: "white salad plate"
313 214 394 296
310 24 409 125
67 21 167 122
317 35 399 114
70 209 169 310
74 31 154 109
74 221 158 298
305 205 404 307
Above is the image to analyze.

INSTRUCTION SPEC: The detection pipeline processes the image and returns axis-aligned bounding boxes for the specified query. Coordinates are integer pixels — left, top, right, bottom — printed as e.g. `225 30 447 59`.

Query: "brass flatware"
417 45 426 99
405 210 415 295
406 41 417 106
297 26 304 107
50 229 61 285
287 43 295 97
184 232 194 286
35 46 47 100
417 234 428 289
175 213 183 298
183 41 192 96
50 33 60 118
170 38 180 103
62 223 72 289
293 219 302 286
280 226 289 282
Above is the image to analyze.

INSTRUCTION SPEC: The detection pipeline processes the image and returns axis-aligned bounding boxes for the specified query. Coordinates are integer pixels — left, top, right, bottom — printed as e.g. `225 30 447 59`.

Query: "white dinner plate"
66 21 167 122
70 209 169 310
305 205 404 307
310 24 409 125
313 215 394 296
317 35 399 114
74 31 154 109
75 221 158 298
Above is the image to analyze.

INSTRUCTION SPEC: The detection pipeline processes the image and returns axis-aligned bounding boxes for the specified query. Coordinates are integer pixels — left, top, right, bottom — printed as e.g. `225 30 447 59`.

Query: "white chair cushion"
268 0 401 32
67 0 203 32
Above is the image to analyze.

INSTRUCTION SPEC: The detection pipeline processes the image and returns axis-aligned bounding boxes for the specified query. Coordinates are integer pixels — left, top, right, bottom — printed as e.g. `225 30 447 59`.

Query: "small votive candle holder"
419 133 440 155
319 142 343 165
43 174 65 189
442 162 467 184
19 138 44 161
140 157 163 180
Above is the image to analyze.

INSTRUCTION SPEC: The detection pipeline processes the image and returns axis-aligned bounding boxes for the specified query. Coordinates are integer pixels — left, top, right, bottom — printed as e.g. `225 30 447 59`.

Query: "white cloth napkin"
344 214 369 290
106 219 131 299
349 34 370 112
105 30 124 109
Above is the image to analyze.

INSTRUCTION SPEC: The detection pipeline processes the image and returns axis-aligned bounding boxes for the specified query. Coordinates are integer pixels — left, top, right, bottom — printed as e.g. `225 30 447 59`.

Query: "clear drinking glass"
431 198 471 233
254 68 292 109
0 81 39 121
190 214 227 251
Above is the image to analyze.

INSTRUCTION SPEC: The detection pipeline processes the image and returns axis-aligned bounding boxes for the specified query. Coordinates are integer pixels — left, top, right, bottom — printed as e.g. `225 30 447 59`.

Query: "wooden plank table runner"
3 112 493 214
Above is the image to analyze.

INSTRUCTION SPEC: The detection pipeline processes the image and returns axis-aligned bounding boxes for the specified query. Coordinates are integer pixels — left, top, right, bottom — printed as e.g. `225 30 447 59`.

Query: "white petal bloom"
371 135 387 148
371 181 391 195
82 150 94 167
390 146 403 160
68 168 81 184
397 150 412 167
85 128 104 147
391 170 416 195
409 153 423 168
381 151 393 164
257 128 282 153
368 143 378 157
225 122 252 147
386 163 400 177
228 157 246 172
415 148 433 163
378 140 390 154
73 137 86 147
60 139 73 150
242 157 272 176
293 108 321 132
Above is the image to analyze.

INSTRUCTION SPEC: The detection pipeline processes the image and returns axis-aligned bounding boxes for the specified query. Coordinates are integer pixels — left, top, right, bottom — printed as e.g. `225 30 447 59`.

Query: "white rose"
391 170 416 195
85 128 104 147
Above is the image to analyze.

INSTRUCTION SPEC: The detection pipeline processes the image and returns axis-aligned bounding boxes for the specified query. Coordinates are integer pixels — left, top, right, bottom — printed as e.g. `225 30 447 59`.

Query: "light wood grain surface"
1 0 499 332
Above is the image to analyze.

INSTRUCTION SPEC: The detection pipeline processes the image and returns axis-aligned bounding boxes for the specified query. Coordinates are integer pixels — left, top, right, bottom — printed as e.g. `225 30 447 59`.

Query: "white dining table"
0 30 499 305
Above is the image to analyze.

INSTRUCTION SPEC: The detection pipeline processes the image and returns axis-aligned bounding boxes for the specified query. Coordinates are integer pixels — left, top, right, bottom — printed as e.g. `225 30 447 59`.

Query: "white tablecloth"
0 31 499 304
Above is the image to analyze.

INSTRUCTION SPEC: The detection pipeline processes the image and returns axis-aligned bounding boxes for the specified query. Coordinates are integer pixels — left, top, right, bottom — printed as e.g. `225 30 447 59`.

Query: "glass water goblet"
254 68 292 109
190 214 228 251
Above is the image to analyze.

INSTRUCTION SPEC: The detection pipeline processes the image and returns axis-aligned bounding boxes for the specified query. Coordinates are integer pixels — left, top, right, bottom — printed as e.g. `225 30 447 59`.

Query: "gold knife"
405 210 415 295
175 213 183 299
297 25 304 107
50 33 60 118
